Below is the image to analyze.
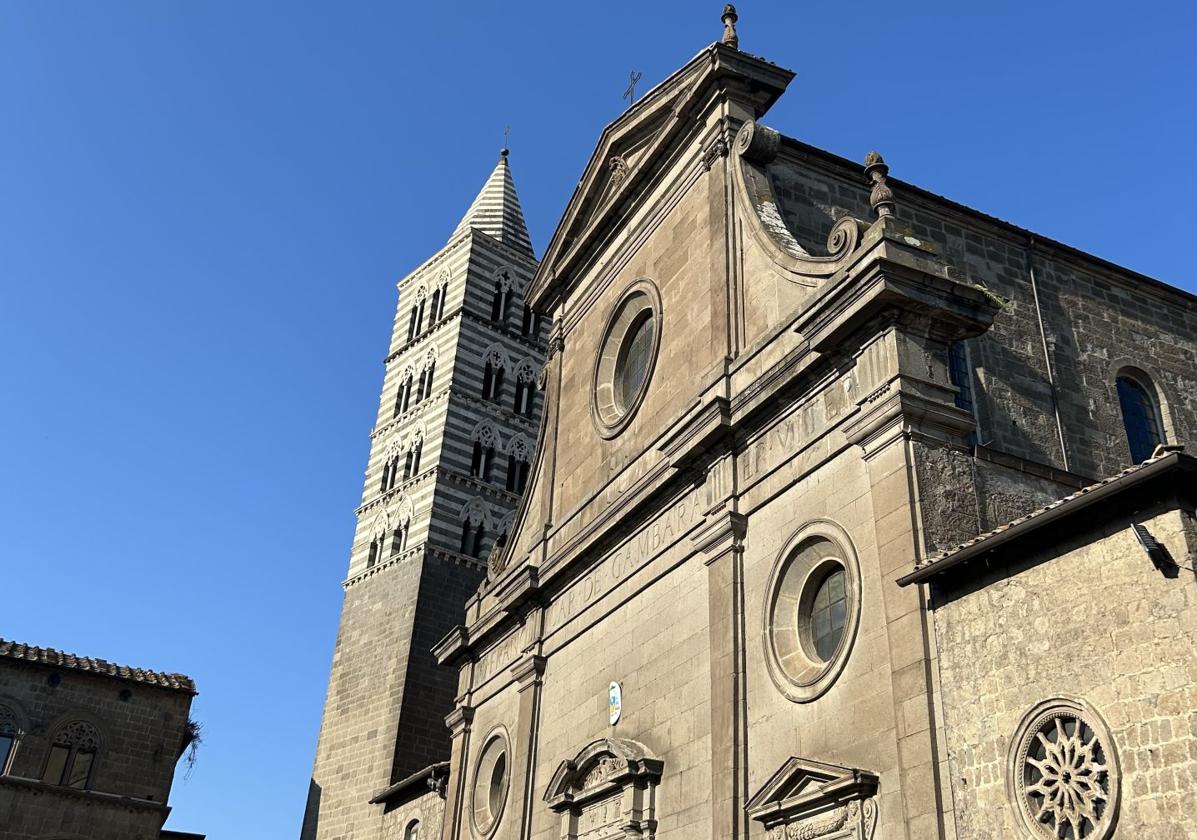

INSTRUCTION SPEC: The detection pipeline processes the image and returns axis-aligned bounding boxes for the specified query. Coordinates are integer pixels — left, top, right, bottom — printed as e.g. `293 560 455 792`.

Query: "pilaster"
693 509 749 840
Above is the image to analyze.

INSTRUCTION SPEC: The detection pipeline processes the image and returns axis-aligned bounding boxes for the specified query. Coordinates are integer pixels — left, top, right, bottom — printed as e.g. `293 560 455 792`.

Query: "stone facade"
302 152 548 840
0 639 199 840
424 19 1197 840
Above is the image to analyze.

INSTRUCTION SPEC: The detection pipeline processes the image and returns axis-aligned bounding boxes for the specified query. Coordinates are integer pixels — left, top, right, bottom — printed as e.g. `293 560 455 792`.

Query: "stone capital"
445 705 475 736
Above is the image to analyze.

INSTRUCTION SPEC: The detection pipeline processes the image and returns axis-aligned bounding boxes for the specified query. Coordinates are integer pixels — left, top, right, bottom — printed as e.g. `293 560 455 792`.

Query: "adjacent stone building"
302 151 548 840
0 639 201 840
422 10 1197 840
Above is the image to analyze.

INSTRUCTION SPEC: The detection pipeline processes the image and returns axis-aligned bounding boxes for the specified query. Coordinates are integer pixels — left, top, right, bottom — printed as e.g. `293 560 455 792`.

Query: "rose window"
1009 699 1119 840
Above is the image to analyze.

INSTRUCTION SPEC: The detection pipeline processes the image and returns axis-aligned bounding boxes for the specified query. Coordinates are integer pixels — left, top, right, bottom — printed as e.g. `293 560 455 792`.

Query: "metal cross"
503 126 511 152
623 71 642 106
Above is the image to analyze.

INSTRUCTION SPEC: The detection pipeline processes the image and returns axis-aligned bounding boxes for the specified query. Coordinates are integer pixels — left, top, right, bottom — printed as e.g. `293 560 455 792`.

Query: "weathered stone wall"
380 787 445 840
769 143 1197 482
0 658 192 840
933 505 1197 838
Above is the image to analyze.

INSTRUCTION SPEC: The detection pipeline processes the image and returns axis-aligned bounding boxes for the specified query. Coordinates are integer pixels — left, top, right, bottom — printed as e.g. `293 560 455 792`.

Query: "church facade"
419 17 1197 840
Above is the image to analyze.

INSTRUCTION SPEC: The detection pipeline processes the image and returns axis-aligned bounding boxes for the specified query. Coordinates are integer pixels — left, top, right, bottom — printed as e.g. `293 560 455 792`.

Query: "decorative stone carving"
544 738 663 840
53 720 101 751
0 704 17 735
721 4 739 49
608 156 629 192
1007 697 1120 840
863 151 895 218
737 120 780 165
747 757 878 840
732 121 869 284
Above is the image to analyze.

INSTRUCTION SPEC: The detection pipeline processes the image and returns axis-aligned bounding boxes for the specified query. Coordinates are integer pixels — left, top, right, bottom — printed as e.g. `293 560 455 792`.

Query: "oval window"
592 280 662 438
470 730 510 837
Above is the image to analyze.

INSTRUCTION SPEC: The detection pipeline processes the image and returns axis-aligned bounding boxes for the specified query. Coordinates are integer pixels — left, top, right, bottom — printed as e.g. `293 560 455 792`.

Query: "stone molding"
544 738 663 840
746 757 879 840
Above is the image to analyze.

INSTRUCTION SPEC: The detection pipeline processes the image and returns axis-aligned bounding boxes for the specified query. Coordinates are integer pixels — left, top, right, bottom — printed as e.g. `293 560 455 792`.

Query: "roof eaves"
0 639 197 695
897 450 1195 587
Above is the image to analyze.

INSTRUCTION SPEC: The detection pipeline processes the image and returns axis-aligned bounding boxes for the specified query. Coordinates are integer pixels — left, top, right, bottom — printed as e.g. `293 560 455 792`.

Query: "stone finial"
864 151 896 218
721 4 739 49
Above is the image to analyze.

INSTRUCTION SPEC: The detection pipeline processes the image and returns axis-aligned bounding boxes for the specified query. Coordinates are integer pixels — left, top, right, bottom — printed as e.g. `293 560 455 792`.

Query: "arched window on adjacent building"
1117 371 1164 462
404 820 420 840
43 721 100 790
0 705 19 775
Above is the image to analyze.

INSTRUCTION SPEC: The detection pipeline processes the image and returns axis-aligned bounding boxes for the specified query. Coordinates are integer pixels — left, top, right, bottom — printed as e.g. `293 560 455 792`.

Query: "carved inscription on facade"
474 621 536 685
546 487 706 633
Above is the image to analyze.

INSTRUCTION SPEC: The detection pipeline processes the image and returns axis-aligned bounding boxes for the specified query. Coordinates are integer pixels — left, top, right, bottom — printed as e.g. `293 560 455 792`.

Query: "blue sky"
0 2 1192 837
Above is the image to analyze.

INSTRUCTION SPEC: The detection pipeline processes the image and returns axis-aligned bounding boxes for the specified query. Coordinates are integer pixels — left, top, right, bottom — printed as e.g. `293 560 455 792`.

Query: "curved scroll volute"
733 119 868 285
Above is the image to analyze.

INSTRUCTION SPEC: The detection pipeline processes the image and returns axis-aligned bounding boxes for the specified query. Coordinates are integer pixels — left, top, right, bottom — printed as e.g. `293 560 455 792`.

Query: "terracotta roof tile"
913 452 1176 572
0 638 197 695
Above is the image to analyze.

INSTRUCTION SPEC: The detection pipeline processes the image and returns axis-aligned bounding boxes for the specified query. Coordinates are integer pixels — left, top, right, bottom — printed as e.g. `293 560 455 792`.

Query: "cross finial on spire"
623 71 642 108
501 126 511 159
721 4 739 49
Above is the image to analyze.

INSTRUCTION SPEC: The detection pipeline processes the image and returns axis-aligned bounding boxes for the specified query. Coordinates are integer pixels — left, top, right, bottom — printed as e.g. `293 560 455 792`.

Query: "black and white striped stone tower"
302 150 547 840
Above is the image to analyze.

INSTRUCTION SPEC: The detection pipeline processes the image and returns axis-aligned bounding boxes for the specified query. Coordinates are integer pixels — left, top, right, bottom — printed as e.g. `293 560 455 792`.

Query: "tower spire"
451 149 534 258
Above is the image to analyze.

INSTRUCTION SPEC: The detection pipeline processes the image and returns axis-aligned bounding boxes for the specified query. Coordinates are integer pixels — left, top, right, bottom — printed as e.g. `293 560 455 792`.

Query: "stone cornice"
0 774 171 814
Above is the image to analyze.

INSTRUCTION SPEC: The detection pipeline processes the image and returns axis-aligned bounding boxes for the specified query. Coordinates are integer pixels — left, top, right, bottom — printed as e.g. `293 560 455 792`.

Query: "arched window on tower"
428 288 441 330
42 721 99 790
1116 372 1164 463
421 361 435 400
395 372 414 417
380 452 401 494
460 521 486 558
506 434 532 494
404 437 423 480
520 303 536 337
407 305 419 341
482 362 505 402
0 705 19 775
513 361 537 417
391 521 409 556
367 532 385 569
471 441 495 482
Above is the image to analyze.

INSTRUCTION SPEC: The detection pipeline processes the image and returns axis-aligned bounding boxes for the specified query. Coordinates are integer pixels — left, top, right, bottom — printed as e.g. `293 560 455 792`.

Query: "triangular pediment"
528 43 793 309
746 756 879 822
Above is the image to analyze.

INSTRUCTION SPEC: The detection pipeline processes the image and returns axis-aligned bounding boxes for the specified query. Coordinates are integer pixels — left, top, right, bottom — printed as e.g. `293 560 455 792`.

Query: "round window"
1008 698 1120 840
470 730 510 837
593 280 662 438
764 523 861 703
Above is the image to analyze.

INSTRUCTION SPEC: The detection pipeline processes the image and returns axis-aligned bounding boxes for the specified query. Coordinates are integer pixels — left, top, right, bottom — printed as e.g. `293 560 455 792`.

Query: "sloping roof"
451 151 534 258
897 448 1195 586
0 638 197 695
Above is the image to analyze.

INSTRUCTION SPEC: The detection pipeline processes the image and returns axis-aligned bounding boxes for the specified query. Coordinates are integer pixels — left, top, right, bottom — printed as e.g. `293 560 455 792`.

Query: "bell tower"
302 150 546 839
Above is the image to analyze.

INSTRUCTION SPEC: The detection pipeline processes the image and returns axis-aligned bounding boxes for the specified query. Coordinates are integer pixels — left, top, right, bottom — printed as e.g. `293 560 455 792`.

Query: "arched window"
367 532 385 569
0 705 19 775
513 361 537 417
404 438 423 480
490 281 512 323
947 342 974 414
520 304 537 337
422 361 435 400
404 820 420 840
395 372 414 417
506 454 530 494
428 289 441 330
415 297 426 336
482 362 505 402
461 521 486 557
380 453 401 493
1117 373 1163 462
391 522 409 556
471 441 495 482
43 721 100 790
407 306 419 341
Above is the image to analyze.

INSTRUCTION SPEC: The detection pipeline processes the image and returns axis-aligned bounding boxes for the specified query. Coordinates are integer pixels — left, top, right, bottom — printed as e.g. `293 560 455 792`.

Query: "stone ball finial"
864 151 896 218
721 4 739 49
